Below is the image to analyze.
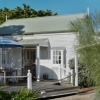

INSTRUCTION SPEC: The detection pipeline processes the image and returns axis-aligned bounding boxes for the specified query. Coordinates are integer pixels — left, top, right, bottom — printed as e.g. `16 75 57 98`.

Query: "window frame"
51 47 66 68
2 49 10 64
52 50 61 64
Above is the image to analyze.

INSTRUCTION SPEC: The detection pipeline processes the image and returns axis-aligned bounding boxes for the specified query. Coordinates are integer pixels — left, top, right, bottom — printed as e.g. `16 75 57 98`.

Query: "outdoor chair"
0 72 4 84
6 72 13 83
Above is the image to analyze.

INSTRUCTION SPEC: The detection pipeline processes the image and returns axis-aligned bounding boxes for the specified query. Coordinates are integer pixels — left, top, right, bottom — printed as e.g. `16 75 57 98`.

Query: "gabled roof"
0 13 86 35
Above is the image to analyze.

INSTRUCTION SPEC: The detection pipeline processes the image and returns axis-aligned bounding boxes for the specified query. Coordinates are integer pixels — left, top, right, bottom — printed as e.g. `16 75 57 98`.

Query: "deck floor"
2 81 65 92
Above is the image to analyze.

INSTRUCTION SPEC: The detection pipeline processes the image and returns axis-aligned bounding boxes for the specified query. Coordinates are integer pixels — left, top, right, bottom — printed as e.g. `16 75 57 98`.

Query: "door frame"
23 48 36 76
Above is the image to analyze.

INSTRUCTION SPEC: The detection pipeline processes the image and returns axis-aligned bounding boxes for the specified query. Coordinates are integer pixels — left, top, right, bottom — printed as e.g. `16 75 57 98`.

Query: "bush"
69 58 75 69
68 58 95 88
78 62 95 88
0 87 38 100
0 89 11 100
11 87 38 100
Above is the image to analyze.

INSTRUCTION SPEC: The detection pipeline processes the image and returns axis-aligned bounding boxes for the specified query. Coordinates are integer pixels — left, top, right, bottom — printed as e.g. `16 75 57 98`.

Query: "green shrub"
11 87 38 100
69 59 95 88
78 62 95 88
0 89 11 100
0 87 38 100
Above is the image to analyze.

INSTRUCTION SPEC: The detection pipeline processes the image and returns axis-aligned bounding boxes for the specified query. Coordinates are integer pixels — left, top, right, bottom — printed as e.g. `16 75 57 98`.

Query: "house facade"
0 13 86 85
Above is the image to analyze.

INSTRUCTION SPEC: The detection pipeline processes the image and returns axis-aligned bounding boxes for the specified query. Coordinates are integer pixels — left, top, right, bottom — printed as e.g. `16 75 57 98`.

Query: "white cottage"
0 13 86 86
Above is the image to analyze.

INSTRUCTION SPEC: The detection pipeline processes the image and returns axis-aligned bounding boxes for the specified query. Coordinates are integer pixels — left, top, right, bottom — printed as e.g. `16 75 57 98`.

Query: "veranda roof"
0 38 23 48
18 38 49 47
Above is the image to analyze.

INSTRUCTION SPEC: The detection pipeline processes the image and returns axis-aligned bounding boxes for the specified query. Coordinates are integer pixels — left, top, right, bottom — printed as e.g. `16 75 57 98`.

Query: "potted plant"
43 73 48 80
69 58 75 69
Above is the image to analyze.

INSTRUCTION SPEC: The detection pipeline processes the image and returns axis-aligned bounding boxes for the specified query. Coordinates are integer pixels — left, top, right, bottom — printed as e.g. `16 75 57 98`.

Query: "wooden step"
38 86 79 99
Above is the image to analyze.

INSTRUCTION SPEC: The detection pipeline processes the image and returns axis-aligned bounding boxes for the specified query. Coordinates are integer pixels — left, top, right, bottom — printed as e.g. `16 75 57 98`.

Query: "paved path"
49 92 95 100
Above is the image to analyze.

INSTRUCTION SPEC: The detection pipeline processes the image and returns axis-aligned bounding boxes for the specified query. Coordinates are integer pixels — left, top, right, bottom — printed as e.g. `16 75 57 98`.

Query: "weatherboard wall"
1 48 22 76
2 32 77 80
22 32 77 79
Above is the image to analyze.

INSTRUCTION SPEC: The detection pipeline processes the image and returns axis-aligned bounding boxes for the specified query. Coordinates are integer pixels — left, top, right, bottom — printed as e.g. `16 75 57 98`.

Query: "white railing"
27 70 32 89
0 70 32 90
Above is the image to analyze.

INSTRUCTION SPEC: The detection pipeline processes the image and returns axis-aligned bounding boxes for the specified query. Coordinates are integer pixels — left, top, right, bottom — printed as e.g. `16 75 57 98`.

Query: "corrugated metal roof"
0 13 86 35
18 38 48 47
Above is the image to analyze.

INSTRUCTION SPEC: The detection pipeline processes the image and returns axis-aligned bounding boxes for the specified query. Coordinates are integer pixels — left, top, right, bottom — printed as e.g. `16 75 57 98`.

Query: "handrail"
32 71 85 82
0 76 27 78
0 71 85 80
0 71 86 85
32 73 76 82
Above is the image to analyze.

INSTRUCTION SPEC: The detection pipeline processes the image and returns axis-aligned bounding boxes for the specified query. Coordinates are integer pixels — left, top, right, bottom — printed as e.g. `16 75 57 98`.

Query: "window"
7 51 9 63
31 50 35 60
2 51 6 64
27 51 29 59
53 50 61 64
31 51 33 59
52 47 66 67
2 49 10 64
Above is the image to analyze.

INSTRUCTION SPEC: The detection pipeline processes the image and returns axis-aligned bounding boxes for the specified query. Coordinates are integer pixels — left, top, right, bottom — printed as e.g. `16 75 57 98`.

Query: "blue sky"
0 0 100 15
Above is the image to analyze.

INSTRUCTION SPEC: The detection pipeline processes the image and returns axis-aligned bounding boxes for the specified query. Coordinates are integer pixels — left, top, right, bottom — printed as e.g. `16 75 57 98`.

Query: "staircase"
39 86 79 99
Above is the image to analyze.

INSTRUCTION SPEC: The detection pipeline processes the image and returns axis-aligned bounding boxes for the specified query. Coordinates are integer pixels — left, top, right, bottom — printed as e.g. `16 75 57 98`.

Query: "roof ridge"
6 12 87 21
0 20 9 27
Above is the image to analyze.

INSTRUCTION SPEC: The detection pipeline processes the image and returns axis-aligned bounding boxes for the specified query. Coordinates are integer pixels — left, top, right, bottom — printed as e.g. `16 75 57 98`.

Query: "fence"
0 70 32 90
0 70 82 90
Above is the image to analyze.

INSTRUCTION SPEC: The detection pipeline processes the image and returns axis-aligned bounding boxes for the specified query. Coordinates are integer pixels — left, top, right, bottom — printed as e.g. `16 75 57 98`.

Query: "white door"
52 50 65 79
